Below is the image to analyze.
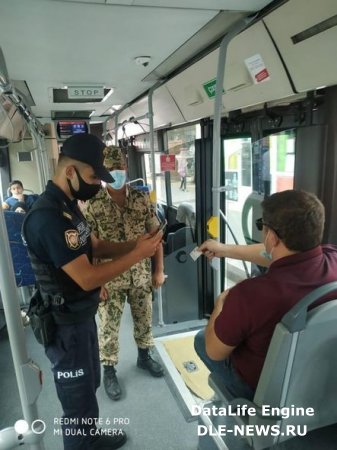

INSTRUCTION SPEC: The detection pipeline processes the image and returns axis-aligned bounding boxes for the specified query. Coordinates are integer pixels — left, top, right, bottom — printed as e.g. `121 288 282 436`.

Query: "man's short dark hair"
262 190 325 251
9 180 23 188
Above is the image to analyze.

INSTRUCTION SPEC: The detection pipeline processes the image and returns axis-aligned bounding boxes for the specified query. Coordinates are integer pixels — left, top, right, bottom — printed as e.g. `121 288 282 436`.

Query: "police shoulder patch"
65 229 80 250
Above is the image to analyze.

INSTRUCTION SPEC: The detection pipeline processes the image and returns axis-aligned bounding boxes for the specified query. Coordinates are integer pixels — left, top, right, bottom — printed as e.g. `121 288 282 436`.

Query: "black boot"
103 365 121 401
137 347 164 377
90 430 127 449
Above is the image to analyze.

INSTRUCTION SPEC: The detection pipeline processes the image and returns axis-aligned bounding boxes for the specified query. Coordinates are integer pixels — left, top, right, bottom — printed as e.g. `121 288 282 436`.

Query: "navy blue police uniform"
23 180 101 450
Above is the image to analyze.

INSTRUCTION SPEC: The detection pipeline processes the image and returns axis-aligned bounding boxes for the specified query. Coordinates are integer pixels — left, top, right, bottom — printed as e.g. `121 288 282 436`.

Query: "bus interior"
1 0 337 449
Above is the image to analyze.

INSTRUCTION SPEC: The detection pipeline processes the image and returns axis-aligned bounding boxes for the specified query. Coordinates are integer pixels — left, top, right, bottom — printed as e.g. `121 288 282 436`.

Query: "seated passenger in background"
194 190 337 400
2 180 38 211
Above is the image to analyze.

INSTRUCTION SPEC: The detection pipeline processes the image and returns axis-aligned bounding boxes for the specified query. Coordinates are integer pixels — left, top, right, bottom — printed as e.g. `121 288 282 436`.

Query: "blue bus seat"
127 178 150 194
207 282 337 449
4 211 36 287
132 185 150 193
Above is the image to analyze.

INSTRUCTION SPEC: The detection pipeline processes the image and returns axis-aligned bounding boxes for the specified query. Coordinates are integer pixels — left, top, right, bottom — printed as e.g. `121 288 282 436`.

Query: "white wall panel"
166 50 220 121
264 0 337 92
166 20 295 118
223 21 294 111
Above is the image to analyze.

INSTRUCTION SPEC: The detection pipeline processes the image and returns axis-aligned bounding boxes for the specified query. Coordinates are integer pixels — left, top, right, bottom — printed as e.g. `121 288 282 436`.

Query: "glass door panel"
223 137 253 289
166 124 200 208
252 129 295 197
223 129 296 289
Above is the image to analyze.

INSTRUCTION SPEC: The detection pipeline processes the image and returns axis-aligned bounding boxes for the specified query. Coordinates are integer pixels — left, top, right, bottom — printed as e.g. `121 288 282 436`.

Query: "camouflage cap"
103 145 126 170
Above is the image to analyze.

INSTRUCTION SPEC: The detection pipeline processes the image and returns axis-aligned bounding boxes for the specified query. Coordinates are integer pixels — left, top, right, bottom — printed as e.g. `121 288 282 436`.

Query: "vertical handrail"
0 207 44 449
31 133 44 192
0 45 44 450
148 84 157 199
212 36 228 299
102 118 107 143
148 81 165 326
219 208 250 279
212 16 256 299
30 127 47 191
114 114 119 146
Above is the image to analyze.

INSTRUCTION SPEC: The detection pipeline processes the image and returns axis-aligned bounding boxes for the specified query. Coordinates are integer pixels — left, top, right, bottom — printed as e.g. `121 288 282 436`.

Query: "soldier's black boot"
103 365 121 400
137 347 164 377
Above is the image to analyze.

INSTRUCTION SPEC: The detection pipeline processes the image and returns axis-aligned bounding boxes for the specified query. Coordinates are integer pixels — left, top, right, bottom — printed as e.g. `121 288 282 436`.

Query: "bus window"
144 152 167 203
223 130 296 289
253 129 296 196
223 137 253 288
166 124 200 208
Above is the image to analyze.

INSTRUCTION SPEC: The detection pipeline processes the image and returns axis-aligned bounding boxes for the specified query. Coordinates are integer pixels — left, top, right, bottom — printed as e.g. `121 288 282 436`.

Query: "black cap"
61 133 113 183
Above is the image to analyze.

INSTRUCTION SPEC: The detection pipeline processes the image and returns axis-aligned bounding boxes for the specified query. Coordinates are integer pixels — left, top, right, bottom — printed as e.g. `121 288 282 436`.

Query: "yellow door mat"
162 335 214 400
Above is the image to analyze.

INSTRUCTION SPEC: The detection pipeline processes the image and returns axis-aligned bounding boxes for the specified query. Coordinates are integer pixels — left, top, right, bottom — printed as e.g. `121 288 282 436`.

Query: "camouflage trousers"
98 284 154 366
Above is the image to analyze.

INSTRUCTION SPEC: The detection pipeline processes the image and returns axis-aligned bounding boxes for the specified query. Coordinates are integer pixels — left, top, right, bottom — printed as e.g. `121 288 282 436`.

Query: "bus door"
222 130 296 290
137 125 202 324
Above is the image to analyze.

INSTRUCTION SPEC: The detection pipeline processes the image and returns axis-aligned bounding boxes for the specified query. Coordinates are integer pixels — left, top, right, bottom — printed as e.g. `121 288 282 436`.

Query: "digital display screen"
56 121 88 140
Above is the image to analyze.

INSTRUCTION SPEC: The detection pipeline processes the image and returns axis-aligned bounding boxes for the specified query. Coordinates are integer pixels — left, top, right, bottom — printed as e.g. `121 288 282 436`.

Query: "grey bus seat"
208 281 337 450
176 202 196 230
166 226 194 254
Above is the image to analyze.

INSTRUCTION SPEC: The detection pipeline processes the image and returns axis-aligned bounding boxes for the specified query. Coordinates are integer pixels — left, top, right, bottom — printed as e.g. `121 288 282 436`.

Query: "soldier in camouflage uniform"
84 146 165 401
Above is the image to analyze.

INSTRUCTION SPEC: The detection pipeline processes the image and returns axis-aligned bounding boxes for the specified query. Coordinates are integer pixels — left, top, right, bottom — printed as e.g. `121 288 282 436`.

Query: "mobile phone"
157 219 167 234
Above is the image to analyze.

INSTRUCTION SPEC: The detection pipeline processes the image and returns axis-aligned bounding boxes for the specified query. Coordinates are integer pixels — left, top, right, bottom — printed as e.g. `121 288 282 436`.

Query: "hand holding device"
157 219 167 235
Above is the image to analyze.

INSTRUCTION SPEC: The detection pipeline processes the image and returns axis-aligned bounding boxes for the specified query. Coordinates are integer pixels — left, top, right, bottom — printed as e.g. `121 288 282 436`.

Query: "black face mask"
67 167 101 201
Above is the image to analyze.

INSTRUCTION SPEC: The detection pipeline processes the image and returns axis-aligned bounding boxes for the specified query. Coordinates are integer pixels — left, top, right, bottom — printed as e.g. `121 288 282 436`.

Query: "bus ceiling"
0 0 278 123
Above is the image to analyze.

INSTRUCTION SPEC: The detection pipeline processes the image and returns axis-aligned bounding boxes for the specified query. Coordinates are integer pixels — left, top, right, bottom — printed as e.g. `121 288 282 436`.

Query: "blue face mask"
108 170 127 190
260 250 273 261
260 230 273 261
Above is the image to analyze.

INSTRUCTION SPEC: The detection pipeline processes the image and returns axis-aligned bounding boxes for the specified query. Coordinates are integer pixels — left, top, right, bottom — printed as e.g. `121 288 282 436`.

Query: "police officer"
23 133 163 450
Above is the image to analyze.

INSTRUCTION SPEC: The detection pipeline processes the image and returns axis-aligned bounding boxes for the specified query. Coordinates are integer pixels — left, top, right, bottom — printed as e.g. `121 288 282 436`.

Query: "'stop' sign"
68 86 104 99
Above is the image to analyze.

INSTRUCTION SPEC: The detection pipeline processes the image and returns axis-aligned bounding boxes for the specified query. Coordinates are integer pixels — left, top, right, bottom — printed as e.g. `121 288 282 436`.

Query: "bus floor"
0 304 199 450
2 304 336 450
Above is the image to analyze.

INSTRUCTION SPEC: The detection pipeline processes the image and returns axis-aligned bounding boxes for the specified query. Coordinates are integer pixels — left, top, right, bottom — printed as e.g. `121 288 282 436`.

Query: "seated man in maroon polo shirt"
194 190 337 400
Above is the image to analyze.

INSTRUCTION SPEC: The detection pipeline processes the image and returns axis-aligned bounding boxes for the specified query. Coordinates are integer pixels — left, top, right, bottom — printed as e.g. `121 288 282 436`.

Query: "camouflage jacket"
84 186 159 288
